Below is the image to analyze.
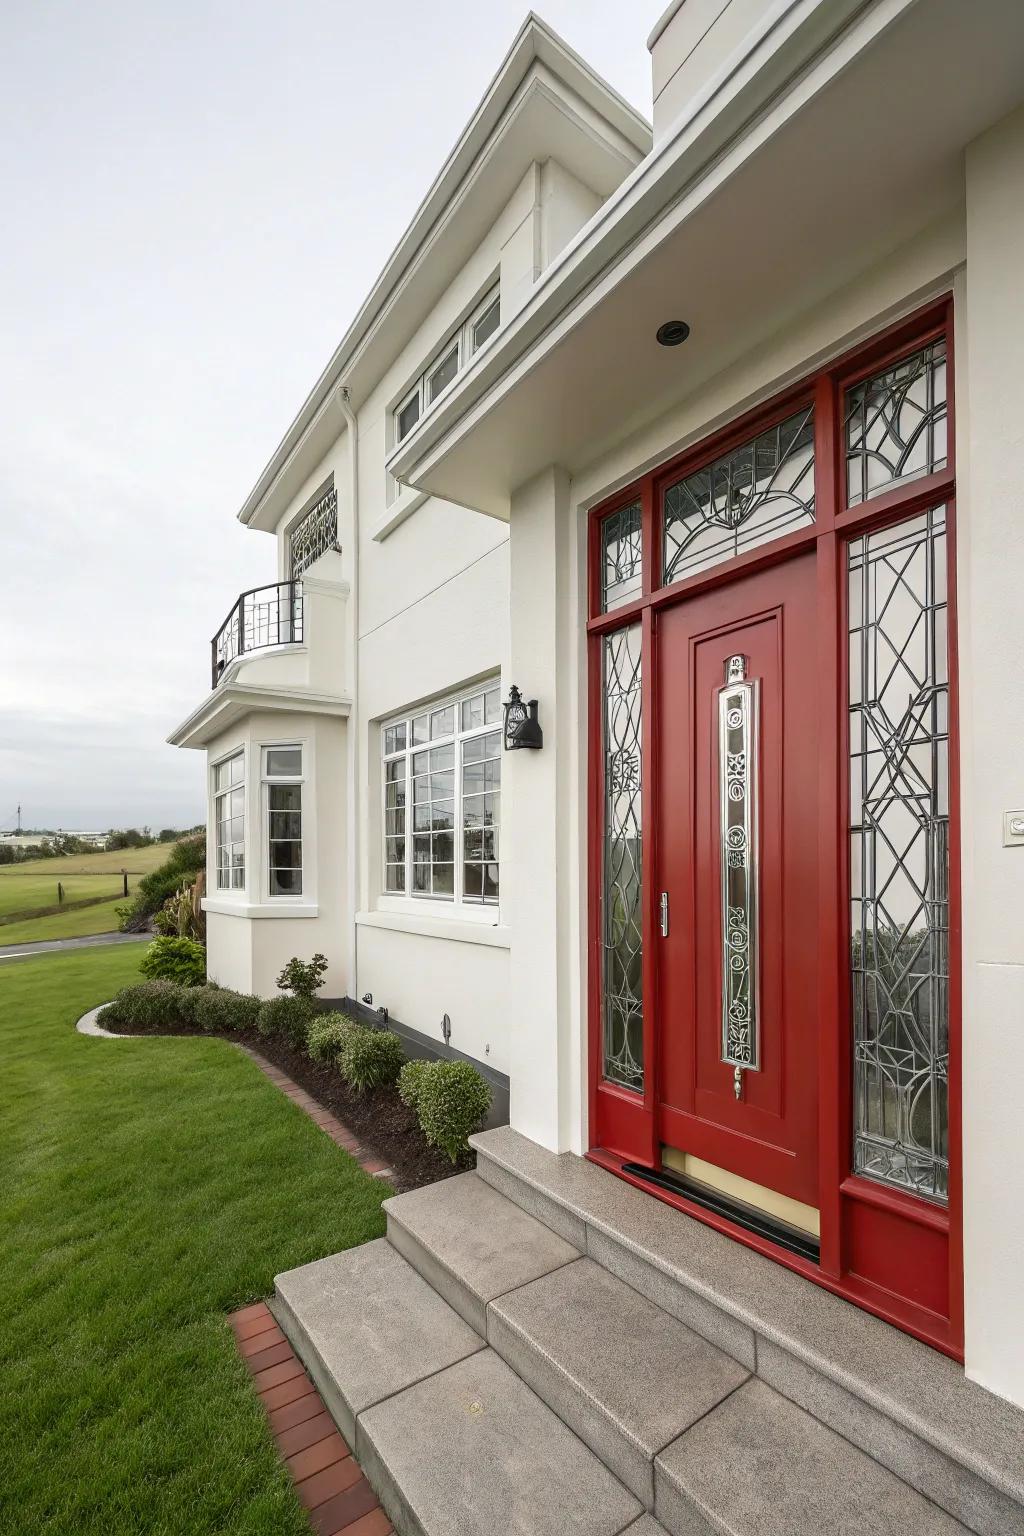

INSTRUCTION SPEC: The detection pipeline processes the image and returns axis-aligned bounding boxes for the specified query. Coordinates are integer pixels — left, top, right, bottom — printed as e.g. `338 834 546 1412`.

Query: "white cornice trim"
168 682 352 750
237 14 651 530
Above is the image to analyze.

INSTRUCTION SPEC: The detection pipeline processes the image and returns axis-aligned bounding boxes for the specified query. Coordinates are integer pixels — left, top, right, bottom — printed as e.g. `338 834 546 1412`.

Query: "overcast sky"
0 0 651 833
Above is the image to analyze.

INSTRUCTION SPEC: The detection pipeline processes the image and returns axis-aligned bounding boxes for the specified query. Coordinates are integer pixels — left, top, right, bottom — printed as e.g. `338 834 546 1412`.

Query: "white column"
960 102 1024 1408
505 465 585 1152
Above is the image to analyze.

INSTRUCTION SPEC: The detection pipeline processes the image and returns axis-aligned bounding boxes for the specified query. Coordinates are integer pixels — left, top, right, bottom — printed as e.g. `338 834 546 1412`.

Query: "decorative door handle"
660 891 669 937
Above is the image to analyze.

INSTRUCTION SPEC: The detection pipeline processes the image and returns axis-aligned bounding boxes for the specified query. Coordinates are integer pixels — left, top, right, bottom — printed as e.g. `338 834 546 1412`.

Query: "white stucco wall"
959 102 1024 1407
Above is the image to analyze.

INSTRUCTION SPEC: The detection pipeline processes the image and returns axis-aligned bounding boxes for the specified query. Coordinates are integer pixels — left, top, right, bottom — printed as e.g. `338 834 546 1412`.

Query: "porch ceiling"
391 0 1024 518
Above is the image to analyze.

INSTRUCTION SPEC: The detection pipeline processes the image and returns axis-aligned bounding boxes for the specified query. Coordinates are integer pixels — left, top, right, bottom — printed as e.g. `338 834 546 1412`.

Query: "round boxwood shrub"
184 986 262 1034
256 994 316 1049
139 936 207 987
99 980 187 1031
307 1013 359 1064
397 1058 432 1112
416 1060 492 1162
338 1026 405 1094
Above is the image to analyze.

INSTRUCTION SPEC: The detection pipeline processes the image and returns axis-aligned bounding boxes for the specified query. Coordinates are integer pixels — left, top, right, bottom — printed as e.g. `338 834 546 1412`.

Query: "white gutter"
336 387 360 999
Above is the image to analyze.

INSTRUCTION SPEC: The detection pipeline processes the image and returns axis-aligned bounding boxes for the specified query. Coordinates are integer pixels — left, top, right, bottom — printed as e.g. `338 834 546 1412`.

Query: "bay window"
214 751 245 890
263 745 303 897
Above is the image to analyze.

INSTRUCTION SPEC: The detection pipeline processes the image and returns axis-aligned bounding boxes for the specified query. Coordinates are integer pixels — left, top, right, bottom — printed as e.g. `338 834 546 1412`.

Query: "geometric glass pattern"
290 486 340 577
663 406 815 584
601 501 642 612
718 655 759 1088
849 507 949 1202
602 624 644 1091
845 340 947 507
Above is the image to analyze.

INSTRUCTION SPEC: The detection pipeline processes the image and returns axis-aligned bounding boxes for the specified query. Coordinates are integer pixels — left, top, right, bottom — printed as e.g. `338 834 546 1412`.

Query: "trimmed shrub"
99 980 187 1030
306 1013 359 1065
139 936 207 987
416 1060 491 1162
397 1058 432 1112
256 994 316 1050
276 953 328 1000
184 987 262 1034
338 1027 405 1094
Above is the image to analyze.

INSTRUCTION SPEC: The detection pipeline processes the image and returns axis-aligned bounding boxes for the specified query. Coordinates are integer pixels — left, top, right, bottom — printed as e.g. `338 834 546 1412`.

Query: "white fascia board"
387 0 910 497
167 683 352 751
236 14 652 532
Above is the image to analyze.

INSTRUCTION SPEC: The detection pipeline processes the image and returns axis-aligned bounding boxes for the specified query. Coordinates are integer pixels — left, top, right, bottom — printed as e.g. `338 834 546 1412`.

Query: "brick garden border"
231 1302 392 1536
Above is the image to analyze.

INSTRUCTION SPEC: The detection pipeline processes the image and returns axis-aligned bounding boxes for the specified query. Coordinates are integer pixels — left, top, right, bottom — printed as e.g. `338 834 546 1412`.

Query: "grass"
0 844 170 921
0 896 129 945
0 944 389 1535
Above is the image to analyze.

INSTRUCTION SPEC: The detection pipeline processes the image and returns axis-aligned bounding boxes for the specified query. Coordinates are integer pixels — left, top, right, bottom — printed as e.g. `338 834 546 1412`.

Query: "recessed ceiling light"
656 320 691 347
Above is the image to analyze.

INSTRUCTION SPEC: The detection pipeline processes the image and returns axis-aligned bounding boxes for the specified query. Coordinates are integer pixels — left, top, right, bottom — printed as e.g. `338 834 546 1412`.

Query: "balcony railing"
210 580 303 688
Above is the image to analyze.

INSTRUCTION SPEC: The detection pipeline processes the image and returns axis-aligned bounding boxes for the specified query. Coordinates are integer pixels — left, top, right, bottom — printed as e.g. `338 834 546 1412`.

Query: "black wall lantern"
503 684 543 751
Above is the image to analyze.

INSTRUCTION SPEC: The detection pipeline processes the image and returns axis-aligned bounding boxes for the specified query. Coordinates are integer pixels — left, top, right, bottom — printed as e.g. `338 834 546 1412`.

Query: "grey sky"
0 0 651 832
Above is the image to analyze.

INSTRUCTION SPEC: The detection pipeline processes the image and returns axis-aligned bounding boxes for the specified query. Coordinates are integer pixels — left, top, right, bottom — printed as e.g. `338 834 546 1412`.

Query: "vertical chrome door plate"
719 654 759 1096
660 891 670 937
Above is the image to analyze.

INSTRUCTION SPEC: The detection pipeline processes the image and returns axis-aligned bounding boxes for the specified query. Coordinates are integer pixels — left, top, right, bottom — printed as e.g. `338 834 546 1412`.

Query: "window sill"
202 897 319 920
370 484 428 542
355 909 510 949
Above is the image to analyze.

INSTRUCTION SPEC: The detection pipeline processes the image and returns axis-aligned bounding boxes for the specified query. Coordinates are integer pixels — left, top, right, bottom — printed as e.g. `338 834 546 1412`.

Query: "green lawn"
0 945 388 1535
0 896 128 945
0 843 171 920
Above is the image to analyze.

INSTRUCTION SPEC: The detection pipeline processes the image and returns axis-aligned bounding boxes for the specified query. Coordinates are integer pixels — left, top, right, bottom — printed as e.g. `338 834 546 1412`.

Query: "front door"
656 552 819 1215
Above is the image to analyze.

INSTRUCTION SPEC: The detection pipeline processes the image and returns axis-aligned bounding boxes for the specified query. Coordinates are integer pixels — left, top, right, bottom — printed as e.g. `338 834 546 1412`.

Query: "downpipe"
336 385 359 998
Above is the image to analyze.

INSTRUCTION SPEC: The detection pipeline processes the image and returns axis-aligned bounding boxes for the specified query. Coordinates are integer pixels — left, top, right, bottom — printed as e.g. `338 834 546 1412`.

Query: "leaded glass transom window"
662 406 815 585
848 507 949 1202
601 501 642 612
845 340 947 507
602 625 644 1091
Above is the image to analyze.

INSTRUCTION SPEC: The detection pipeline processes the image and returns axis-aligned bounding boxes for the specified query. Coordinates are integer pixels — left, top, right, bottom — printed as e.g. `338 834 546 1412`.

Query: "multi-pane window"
393 286 500 445
214 752 245 891
845 340 947 506
600 501 642 613
382 682 501 906
264 746 303 897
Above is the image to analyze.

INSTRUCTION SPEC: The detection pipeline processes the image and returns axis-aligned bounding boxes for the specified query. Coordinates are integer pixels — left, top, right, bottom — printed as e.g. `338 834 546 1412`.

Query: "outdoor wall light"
503 684 543 750
656 319 690 347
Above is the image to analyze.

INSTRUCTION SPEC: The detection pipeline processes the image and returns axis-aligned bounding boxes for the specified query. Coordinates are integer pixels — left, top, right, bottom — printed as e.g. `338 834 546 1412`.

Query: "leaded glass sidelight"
601 501 642 612
845 340 947 507
602 624 644 1091
848 507 950 1202
663 406 815 585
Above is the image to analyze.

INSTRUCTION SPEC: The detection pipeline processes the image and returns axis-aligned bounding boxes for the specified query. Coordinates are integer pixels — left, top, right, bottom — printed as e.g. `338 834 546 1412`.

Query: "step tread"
472 1127 1024 1503
384 1171 580 1333
489 1256 749 1503
273 1237 483 1442
357 1347 643 1536
656 1377 969 1536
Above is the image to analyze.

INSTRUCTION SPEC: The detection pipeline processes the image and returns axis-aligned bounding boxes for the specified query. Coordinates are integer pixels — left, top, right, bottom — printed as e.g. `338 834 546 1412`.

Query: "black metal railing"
210 580 303 688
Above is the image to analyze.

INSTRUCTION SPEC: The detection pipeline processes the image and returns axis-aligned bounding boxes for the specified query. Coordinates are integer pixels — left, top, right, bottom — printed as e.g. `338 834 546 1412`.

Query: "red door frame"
586 296 963 1358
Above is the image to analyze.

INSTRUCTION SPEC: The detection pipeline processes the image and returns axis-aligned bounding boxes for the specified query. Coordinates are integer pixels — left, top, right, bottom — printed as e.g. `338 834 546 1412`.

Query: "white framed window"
392 284 500 446
382 680 502 909
263 745 303 897
213 751 245 891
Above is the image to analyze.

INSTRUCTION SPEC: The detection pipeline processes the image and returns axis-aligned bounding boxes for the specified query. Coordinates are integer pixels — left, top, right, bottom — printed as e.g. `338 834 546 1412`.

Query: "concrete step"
471 1126 1024 1536
383 1170 581 1334
488 1256 749 1506
655 1377 968 1536
271 1237 484 1443
358 1348 645 1536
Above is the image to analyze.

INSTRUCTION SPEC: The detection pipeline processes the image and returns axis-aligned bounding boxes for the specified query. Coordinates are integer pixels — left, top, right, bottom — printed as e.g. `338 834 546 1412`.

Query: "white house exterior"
171 0 1024 1424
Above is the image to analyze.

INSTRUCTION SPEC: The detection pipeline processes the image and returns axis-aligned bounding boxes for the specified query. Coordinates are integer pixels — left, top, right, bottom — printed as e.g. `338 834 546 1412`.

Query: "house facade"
171 0 1024 1419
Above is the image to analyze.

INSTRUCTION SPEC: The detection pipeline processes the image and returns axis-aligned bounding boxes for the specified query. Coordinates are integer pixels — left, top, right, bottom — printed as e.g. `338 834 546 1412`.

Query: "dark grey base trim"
319 995 510 1130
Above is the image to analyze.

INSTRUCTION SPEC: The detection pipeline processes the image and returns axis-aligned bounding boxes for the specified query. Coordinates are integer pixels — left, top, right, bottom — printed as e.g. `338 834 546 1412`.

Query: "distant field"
0 897 128 946
0 843 171 924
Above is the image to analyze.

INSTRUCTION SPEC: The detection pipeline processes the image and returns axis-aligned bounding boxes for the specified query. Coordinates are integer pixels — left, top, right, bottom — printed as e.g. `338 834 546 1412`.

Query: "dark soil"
112 1018 474 1192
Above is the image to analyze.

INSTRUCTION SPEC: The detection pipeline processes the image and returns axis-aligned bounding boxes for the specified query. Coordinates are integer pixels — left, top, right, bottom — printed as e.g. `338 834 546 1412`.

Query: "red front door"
656 553 819 1208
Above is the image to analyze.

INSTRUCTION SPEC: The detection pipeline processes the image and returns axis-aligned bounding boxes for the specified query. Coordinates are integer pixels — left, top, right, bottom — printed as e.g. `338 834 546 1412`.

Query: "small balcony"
211 581 303 688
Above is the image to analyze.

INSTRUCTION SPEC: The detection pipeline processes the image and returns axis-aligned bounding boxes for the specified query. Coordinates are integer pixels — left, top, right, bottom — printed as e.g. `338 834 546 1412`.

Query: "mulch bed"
112 1017 473 1192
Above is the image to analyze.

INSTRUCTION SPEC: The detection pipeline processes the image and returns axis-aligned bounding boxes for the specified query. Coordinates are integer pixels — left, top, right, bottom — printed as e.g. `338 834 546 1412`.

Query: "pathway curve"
0 931 149 962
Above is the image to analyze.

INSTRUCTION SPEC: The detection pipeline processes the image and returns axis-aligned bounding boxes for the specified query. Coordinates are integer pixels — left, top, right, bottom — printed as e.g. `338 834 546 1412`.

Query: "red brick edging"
231 1303 391 1536
236 1045 395 1181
